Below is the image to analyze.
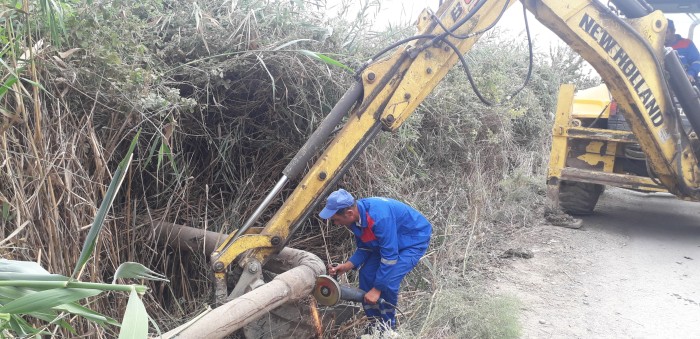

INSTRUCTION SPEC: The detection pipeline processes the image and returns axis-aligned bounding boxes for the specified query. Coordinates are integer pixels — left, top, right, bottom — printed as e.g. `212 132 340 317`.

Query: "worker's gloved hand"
327 262 353 276
364 287 381 304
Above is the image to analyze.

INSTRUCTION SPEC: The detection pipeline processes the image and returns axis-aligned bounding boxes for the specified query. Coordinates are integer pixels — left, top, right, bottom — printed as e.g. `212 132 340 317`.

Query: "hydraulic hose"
610 0 652 19
283 82 363 179
230 82 362 241
664 49 700 139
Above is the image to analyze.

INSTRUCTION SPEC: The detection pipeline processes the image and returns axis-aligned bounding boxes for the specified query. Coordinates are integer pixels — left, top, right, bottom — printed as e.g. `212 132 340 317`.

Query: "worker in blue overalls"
320 188 432 332
665 19 700 84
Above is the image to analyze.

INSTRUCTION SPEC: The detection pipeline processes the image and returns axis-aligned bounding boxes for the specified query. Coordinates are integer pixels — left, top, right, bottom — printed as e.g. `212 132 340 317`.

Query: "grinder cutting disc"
313 275 341 306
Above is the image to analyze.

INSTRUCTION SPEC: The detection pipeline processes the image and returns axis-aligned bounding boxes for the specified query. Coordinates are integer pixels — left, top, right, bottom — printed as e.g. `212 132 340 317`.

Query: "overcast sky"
327 0 697 47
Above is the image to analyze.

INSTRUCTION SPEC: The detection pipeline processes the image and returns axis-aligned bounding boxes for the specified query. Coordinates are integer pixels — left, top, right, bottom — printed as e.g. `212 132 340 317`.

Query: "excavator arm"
209 0 700 302
210 0 521 302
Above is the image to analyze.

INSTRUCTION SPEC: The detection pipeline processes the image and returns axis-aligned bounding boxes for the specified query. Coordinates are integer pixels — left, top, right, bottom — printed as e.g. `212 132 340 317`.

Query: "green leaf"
39 0 66 47
0 272 68 282
72 130 141 279
54 303 120 327
118 289 148 339
273 39 316 51
0 260 68 282
28 309 58 322
8 314 47 336
28 309 76 334
144 137 160 167
0 286 31 301
0 76 17 100
297 50 353 73
0 288 101 314
157 141 165 171
148 315 163 338
165 143 178 173
113 262 169 284
0 313 9 321
156 139 178 174
56 317 76 334
0 259 51 274
18 77 46 92
0 280 146 294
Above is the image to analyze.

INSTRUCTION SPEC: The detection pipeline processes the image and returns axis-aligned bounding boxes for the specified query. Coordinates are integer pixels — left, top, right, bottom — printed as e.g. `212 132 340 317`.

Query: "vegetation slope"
0 0 597 337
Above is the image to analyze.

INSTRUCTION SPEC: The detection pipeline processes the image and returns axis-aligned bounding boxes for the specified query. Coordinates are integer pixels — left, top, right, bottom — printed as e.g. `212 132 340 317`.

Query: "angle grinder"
313 275 389 306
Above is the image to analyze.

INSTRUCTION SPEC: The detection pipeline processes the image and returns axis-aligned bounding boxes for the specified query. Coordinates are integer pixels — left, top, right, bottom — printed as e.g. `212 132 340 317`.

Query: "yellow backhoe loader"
548 0 700 215
161 0 700 337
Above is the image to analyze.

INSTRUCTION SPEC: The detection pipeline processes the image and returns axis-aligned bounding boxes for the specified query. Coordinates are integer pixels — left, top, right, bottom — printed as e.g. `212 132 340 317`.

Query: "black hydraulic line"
422 0 505 107
357 34 438 76
442 0 489 36
442 38 493 106
645 156 664 186
665 50 700 142
357 0 503 74
230 83 363 242
509 2 535 99
286 123 383 243
358 0 488 73
430 0 512 40
357 0 531 107
610 0 652 18
638 1 654 13
283 82 363 179
435 1 534 106
415 0 490 57
586 103 611 128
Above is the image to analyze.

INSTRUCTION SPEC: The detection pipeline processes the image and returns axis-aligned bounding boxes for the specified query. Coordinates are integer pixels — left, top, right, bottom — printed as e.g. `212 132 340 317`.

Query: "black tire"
558 181 604 215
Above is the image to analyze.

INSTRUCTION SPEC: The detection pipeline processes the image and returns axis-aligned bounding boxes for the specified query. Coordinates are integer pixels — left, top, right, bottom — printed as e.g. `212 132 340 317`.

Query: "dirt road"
493 187 700 338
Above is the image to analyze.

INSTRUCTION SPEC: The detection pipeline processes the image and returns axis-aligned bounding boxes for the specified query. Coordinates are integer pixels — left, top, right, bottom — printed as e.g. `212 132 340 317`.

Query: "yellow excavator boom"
209 0 700 302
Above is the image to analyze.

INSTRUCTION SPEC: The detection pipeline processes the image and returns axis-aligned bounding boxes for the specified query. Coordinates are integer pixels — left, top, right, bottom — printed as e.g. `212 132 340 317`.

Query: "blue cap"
319 189 355 219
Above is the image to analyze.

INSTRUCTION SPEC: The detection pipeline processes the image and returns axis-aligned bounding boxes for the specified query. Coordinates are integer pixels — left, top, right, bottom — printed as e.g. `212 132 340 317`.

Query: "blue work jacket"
670 34 700 79
347 197 432 292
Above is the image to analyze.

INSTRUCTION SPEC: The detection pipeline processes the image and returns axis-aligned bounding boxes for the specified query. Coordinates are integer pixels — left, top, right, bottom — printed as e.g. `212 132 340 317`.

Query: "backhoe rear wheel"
558 181 604 215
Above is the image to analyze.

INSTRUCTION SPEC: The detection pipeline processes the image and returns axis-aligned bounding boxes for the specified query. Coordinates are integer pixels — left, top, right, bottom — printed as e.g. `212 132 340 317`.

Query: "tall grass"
0 131 169 337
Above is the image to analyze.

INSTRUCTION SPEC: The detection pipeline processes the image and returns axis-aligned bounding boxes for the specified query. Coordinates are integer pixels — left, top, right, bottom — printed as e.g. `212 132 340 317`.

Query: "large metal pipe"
153 222 228 255
153 223 325 338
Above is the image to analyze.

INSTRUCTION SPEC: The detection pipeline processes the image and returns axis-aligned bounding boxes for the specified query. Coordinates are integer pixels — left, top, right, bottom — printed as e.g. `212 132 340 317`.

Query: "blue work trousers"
359 242 428 329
